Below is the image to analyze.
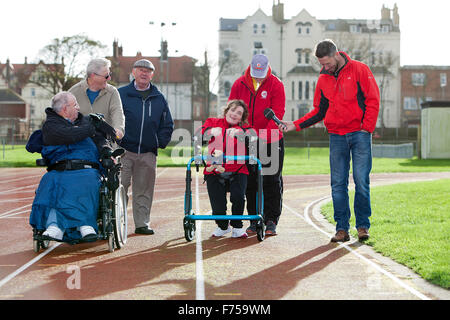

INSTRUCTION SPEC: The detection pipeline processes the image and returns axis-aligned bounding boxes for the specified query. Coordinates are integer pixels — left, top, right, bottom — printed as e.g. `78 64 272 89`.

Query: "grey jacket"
69 80 125 133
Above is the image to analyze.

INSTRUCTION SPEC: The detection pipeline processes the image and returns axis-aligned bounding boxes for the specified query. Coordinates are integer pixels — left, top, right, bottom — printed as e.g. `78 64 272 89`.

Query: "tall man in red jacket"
229 54 286 236
281 39 380 242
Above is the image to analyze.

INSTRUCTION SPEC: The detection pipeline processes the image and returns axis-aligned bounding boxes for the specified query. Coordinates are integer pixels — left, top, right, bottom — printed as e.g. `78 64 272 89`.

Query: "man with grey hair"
69 58 125 139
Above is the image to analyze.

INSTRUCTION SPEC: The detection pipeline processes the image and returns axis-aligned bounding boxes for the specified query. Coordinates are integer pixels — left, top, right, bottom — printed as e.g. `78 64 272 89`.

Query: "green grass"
0 145 42 167
321 179 450 289
2 145 450 174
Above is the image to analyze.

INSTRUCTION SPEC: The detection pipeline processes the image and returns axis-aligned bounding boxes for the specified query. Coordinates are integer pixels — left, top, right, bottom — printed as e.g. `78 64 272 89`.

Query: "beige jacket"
69 80 125 133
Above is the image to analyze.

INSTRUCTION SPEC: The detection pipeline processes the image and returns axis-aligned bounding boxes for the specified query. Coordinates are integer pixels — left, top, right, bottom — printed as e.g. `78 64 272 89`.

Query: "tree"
31 34 107 93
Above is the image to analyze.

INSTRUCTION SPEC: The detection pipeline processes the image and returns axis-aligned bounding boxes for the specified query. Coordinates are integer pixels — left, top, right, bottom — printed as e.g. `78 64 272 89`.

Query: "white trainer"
231 227 248 238
43 225 64 240
80 225 96 237
211 226 232 237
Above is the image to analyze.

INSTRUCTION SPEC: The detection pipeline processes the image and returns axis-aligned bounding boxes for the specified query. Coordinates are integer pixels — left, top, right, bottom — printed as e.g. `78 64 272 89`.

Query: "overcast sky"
1 0 448 92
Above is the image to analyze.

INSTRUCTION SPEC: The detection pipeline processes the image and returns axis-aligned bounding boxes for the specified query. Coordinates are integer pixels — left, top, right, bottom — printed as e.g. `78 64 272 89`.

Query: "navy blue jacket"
118 80 174 155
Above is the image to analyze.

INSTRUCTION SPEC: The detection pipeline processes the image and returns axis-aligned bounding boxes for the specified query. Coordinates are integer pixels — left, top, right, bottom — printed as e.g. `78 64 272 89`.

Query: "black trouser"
205 173 247 229
246 138 284 225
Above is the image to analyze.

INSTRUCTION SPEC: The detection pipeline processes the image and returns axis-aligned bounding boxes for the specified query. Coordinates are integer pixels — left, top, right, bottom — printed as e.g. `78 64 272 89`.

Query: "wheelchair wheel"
113 184 128 248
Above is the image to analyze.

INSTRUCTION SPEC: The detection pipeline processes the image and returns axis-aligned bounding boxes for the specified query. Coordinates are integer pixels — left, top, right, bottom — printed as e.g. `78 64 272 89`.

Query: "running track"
0 167 449 300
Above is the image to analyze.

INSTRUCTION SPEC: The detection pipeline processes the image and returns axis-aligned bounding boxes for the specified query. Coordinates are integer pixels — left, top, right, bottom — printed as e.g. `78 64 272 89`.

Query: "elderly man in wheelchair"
27 91 127 252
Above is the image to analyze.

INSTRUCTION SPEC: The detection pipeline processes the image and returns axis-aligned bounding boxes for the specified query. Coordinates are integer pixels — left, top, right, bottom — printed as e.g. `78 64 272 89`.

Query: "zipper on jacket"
138 98 146 154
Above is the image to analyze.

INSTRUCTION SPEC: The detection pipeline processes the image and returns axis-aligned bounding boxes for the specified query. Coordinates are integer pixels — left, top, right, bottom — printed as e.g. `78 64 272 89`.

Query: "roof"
108 55 196 84
421 101 450 109
0 88 26 103
219 18 245 31
287 65 317 74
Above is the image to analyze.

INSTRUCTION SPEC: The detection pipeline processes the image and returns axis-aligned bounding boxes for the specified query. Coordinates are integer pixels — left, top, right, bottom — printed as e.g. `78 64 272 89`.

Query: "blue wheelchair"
32 148 128 253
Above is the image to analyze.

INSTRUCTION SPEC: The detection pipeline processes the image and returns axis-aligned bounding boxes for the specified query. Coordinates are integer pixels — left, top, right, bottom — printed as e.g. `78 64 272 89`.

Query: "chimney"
393 4 399 26
24 56 28 64
272 0 284 24
118 44 123 57
381 5 390 20
113 39 118 58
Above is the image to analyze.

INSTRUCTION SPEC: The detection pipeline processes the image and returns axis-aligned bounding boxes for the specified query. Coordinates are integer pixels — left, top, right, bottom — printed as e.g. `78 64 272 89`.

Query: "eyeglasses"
94 72 112 79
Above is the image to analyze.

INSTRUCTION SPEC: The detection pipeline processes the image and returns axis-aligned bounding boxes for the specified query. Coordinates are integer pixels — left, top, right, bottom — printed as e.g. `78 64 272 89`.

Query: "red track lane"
0 168 449 300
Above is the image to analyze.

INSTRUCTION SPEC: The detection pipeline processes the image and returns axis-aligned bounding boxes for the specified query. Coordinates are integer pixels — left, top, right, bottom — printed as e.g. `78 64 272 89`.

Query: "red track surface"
0 167 449 300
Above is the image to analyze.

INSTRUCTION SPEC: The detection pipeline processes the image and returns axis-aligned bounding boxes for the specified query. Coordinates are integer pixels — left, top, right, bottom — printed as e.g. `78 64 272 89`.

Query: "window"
298 27 302 34
350 24 361 33
291 81 295 100
261 24 266 34
305 52 310 64
298 81 303 100
441 73 447 87
381 25 390 33
305 81 310 100
297 51 302 64
403 97 418 110
224 81 231 97
31 88 36 97
412 73 426 86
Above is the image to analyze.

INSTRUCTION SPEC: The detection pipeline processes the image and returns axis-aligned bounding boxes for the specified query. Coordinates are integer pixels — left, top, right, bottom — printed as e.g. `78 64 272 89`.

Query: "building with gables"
0 58 63 135
219 1 401 128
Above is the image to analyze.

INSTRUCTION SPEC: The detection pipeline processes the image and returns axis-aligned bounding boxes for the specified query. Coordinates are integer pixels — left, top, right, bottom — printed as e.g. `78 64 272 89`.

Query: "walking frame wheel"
184 218 196 242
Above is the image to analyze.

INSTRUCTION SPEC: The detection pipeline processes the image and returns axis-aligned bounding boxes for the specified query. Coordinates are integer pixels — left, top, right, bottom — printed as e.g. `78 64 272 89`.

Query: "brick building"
400 66 450 127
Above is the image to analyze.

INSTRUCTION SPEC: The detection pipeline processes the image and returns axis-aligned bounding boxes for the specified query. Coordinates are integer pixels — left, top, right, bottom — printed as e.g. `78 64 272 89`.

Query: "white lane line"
194 170 205 300
0 243 61 289
283 198 431 301
0 204 31 218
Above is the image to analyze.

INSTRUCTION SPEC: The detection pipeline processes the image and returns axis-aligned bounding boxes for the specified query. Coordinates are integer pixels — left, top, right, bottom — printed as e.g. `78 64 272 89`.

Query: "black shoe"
135 226 155 235
81 233 98 243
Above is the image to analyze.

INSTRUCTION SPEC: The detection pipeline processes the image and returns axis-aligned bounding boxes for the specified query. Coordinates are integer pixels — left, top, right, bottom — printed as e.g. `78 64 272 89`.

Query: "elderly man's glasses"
94 72 112 79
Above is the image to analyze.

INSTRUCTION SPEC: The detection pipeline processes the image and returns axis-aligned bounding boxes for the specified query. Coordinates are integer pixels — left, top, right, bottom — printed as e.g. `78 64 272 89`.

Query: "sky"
1 0 449 93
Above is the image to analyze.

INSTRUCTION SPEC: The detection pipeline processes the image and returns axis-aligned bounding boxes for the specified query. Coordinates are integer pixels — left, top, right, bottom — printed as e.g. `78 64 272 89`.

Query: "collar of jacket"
125 79 161 98
242 65 273 92
44 107 84 125
319 51 351 76
79 79 109 97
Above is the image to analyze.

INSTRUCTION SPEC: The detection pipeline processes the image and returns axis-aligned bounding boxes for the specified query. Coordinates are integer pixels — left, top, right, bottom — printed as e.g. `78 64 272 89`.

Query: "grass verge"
320 179 450 289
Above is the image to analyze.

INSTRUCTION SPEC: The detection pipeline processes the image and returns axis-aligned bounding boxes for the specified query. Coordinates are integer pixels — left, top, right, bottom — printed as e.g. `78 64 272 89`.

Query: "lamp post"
149 21 176 97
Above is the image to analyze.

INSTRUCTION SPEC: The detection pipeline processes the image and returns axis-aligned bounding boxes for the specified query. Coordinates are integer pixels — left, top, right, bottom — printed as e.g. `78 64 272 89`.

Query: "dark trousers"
246 138 284 225
206 173 247 229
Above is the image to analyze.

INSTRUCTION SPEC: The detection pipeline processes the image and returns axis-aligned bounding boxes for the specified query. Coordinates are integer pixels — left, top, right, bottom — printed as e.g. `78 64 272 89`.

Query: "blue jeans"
329 131 372 232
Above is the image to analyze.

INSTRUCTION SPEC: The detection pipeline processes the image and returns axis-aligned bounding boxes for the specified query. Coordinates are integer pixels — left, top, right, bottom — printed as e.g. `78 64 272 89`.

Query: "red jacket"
294 52 380 135
229 66 285 143
201 117 254 175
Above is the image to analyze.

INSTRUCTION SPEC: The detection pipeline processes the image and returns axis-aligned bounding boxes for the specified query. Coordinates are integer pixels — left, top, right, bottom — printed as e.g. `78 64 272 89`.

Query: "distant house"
108 40 216 131
400 66 450 127
0 88 28 141
0 58 63 132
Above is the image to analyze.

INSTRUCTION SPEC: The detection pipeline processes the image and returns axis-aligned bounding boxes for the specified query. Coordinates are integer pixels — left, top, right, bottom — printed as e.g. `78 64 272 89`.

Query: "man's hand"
278 121 296 132
115 129 124 140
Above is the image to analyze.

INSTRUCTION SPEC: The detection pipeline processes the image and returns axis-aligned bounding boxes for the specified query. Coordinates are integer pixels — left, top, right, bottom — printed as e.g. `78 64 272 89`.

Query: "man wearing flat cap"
118 59 174 235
